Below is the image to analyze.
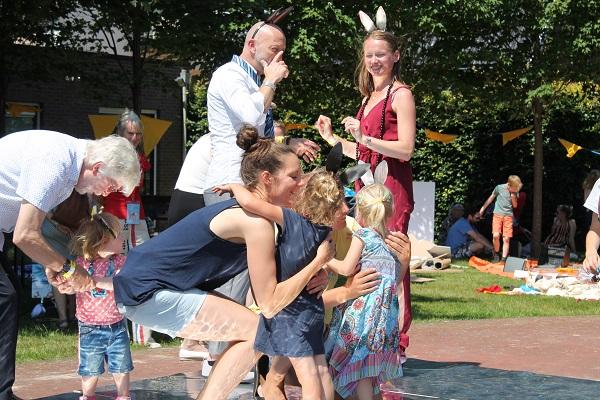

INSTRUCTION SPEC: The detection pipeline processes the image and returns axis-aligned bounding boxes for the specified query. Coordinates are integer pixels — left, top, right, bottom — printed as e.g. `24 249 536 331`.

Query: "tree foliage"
0 0 81 134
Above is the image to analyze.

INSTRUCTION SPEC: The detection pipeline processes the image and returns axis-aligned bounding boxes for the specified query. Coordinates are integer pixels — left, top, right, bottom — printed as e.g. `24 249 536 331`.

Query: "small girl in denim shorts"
70 212 133 400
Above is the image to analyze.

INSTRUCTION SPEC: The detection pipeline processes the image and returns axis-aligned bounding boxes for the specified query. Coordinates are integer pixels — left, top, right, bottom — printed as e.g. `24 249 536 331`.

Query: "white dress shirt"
175 134 212 194
205 60 268 188
584 177 600 214
0 130 87 249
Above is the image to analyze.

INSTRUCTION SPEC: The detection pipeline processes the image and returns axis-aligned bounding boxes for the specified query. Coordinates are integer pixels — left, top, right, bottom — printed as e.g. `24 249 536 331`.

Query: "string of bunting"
422 126 533 145
286 122 596 159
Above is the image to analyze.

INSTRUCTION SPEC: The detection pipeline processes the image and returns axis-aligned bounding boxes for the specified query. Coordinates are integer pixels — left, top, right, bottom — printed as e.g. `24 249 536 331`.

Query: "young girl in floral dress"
325 183 408 399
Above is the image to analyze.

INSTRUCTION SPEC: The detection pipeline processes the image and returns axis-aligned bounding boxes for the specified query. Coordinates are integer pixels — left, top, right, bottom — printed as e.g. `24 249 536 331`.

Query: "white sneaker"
179 347 209 360
201 360 254 383
241 370 254 383
201 360 214 377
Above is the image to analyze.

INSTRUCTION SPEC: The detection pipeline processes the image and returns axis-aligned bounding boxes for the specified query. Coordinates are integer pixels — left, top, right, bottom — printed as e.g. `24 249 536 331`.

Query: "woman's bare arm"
245 217 334 318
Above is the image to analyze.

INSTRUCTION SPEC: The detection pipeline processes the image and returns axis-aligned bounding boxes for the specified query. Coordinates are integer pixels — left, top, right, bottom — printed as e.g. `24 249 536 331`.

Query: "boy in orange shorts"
478 175 523 262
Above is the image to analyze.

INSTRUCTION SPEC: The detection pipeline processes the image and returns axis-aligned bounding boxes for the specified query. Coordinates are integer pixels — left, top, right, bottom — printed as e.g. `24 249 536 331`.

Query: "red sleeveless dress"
354 86 414 352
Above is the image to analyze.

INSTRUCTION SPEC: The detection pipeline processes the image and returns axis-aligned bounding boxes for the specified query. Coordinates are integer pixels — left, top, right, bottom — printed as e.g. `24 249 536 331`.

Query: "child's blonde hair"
70 212 121 260
356 184 394 236
293 169 344 227
507 175 522 190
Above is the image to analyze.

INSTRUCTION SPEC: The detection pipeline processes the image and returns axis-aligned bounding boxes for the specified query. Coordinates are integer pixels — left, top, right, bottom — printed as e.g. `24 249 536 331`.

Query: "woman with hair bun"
112 125 334 400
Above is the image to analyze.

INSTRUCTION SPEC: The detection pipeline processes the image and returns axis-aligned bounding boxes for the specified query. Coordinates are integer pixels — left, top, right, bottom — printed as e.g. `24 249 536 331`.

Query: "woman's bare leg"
263 356 289 400
176 294 261 400
288 356 323 400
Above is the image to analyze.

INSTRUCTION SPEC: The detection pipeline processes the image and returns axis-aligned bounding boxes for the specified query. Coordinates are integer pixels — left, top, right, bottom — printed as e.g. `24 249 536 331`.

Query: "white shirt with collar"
205 60 268 188
584 177 600 214
175 133 212 194
0 130 87 249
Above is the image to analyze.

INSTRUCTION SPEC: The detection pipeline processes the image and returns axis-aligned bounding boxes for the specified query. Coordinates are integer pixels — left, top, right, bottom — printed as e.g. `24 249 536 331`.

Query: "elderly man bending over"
0 130 140 400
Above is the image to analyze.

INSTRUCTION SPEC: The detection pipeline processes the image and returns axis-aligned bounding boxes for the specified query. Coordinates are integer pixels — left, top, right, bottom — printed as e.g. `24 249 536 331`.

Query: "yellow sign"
88 114 172 156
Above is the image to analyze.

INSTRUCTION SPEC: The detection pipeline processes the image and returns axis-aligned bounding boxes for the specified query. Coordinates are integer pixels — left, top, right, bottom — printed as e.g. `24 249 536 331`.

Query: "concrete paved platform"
15 316 600 399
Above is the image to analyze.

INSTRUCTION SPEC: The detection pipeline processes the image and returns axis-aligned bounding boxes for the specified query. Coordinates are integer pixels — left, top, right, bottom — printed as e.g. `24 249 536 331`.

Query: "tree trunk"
531 97 544 258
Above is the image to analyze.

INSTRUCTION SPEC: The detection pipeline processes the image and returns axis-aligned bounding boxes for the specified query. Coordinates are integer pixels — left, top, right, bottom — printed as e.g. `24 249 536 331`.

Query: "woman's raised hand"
341 116 363 144
314 115 334 142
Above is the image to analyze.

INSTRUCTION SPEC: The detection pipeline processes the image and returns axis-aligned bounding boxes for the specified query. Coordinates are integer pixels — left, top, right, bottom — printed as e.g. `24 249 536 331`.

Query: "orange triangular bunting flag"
424 129 457 144
501 127 532 146
558 138 583 158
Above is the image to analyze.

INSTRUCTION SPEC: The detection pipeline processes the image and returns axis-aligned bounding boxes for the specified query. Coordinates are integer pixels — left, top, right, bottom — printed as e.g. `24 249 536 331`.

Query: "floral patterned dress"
325 227 402 398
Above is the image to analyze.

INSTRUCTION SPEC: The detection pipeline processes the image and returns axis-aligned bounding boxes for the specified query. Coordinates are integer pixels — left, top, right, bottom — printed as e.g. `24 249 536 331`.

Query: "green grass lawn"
17 264 600 363
411 266 600 321
16 318 179 364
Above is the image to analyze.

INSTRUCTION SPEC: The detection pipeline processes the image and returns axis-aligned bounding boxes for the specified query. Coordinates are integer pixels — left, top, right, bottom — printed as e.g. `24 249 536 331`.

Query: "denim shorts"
119 288 207 338
78 319 133 376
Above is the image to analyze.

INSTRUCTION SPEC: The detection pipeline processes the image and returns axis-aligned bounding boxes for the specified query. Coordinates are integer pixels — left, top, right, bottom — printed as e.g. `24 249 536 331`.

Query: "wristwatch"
364 137 372 147
61 260 76 279
263 80 277 92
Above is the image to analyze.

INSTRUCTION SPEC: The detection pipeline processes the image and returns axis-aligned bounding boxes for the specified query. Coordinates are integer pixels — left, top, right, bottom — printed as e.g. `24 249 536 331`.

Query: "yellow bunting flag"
88 114 172 156
424 129 457 144
558 138 583 158
285 123 310 131
501 127 532 146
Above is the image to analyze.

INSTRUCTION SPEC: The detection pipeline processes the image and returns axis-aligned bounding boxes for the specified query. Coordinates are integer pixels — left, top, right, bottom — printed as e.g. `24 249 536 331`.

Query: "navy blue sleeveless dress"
114 199 248 306
254 208 331 357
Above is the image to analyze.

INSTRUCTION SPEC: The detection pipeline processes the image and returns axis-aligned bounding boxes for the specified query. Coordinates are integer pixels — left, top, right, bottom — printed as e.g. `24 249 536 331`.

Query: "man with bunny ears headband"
204 7 321 205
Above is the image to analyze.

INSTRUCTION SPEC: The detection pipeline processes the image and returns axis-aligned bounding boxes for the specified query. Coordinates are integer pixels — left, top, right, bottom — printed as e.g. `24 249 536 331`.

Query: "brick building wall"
5 49 184 198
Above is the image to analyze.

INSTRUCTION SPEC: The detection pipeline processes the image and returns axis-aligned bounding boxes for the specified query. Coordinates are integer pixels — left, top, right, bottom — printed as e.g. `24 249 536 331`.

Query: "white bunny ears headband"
358 160 388 186
358 6 387 33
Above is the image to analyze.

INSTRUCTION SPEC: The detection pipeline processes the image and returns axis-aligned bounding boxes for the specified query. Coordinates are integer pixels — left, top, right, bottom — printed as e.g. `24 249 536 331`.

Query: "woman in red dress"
315 26 416 358
102 110 157 347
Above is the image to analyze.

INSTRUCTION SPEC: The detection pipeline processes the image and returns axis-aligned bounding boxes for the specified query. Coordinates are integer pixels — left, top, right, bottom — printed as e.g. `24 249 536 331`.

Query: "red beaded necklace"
355 82 393 165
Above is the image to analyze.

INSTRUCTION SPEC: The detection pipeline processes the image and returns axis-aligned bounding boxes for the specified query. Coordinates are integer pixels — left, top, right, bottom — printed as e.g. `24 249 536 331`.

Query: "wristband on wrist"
61 260 76 279
326 135 341 146
274 135 291 145
263 80 276 91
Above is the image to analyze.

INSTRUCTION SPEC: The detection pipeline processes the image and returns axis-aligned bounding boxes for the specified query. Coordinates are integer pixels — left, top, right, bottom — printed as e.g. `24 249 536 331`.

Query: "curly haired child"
70 212 133 400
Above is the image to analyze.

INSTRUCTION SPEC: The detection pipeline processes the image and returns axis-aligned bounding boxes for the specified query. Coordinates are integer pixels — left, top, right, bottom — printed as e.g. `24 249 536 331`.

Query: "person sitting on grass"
446 204 493 259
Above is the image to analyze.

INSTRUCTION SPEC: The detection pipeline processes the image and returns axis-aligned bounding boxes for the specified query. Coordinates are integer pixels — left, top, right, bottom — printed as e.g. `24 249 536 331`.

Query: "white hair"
85 135 141 196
